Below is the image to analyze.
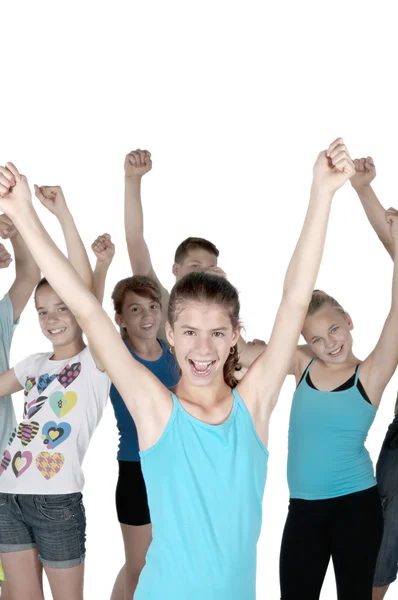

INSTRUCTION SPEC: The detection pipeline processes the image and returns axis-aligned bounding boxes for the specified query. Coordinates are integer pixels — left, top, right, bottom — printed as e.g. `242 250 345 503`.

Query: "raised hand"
206 266 227 279
92 233 115 264
350 157 376 190
0 214 17 239
124 149 152 180
0 243 12 268
312 138 355 194
34 185 68 217
0 163 33 217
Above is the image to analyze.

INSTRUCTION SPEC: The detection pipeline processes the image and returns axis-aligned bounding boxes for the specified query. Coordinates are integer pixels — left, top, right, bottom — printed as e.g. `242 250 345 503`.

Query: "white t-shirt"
0 346 110 494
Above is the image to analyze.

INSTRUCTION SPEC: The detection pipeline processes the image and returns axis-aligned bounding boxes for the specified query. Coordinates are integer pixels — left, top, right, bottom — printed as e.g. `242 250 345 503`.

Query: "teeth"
330 346 342 355
193 361 213 367
142 324 153 329
49 328 66 334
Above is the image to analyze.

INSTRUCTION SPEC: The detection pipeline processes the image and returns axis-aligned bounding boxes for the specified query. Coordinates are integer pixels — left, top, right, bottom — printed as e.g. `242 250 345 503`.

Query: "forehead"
303 307 344 335
122 290 156 306
182 248 217 265
36 285 63 307
175 302 232 329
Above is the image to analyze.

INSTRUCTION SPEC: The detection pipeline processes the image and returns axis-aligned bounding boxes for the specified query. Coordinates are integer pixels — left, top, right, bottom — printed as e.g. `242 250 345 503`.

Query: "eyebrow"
36 302 66 311
180 325 229 331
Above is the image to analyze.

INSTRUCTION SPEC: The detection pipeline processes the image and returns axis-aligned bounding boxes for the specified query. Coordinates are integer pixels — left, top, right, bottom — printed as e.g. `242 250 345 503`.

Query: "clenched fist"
350 157 376 191
313 138 355 194
0 243 12 269
34 185 68 217
92 233 115 264
0 214 17 240
124 149 152 180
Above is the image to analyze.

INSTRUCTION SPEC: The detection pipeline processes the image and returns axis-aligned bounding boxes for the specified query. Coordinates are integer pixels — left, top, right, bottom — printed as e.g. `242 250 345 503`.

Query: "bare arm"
351 157 394 259
238 139 355 416
34 185 94 290
0 368 23 398
91 234 115 305
124 150 170 332
0 165 172 451
360 208 398 404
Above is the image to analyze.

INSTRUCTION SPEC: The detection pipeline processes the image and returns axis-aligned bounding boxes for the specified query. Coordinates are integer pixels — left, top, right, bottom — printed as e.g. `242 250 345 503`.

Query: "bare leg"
0 550 43 600
110 524 151 600
373 585 390 600
44 562 84 600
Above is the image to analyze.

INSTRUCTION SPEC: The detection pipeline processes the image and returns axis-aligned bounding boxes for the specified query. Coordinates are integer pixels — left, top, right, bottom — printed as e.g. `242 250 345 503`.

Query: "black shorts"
115 460 151 526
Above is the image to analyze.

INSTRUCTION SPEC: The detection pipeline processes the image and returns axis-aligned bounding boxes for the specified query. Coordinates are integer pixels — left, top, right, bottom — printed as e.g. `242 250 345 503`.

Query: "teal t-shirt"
0 294 18 455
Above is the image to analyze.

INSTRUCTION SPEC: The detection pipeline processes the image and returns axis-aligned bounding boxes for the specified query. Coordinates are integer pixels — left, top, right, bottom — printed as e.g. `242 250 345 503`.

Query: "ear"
344 312 354 331
114 313 124 328
231 326 241 346
165 321 175 348
172 263 179 278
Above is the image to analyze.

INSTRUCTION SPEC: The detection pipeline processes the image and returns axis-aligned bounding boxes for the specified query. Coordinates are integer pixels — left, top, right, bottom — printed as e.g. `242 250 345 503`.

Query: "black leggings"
279 487 383 600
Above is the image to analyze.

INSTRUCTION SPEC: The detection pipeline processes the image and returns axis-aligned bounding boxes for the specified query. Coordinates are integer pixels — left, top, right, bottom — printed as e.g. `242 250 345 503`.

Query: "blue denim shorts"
374 415 398 587
0 492 86 569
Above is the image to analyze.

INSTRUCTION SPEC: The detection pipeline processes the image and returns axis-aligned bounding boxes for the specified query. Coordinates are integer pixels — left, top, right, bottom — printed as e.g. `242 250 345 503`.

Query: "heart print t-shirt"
0 346 110 494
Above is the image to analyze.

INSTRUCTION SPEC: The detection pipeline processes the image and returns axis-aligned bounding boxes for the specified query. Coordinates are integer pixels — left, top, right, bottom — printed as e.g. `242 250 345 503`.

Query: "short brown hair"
174 237 219 264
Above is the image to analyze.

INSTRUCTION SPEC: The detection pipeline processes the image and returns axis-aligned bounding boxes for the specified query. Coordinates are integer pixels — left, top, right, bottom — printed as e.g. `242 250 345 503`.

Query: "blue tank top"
110 338 180 461
287 358 377 500
134 388 269 600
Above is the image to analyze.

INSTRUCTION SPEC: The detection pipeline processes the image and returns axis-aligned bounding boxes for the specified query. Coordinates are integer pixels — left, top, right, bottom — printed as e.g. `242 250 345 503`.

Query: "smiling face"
172 248 218 281
36 284 82 347
302 306 354 363
166 301 240 387
116 291 162 342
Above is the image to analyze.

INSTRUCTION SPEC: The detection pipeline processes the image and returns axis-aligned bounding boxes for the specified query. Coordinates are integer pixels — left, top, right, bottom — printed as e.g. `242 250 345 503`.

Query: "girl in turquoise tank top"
0 138 354 599
280 210 398 600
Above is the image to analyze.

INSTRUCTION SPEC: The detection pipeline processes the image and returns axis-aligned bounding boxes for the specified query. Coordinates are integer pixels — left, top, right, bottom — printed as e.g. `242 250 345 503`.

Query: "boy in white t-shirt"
0 184 109 600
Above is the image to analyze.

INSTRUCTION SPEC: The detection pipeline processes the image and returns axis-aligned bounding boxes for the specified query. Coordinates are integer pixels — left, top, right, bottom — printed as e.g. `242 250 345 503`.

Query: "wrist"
95 260 111 270
125 175 142 185
310 182 335 201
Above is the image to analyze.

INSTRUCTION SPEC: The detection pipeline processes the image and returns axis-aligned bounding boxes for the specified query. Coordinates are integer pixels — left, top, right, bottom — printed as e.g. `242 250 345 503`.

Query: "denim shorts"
0 492 86 569
374 415 398 587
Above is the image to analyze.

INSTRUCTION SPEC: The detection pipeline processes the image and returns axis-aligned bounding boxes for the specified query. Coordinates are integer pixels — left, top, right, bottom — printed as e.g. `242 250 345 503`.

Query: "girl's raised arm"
360 208 398 405
0 164 172 451
239 139 355 414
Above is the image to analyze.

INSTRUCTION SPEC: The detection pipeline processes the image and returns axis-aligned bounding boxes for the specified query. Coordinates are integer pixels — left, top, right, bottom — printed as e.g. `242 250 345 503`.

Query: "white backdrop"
1 1 398 598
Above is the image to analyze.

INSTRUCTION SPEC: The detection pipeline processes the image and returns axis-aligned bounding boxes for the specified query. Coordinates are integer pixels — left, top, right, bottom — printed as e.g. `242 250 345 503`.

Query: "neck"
52 337 86 360
175 374 231 406
126 336 162 360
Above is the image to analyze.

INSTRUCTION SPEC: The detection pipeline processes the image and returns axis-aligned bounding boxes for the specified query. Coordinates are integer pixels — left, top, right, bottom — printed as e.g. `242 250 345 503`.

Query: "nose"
195 335 213 355
46 312 60 324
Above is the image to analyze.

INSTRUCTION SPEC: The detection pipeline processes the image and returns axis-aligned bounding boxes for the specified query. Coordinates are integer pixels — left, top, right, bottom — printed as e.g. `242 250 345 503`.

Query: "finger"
364 157 375 171
359 157 366 173
0 183 10 197
327 138 344 157
0 167 16 186
333 156 355 174
34 185 46 201
353 158 360 171
366 156 374 166
102 233 111 241
328 143 348 162
0 174 13 189
5 162 21 181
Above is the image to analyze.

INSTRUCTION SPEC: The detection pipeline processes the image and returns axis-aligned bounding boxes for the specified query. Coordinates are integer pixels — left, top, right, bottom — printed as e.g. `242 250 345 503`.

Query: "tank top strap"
354 363 361 386
305 356 318 374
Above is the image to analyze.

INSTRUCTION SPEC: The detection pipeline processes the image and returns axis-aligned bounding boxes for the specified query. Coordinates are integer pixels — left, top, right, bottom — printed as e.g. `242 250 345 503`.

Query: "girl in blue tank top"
109 275 179 600
0 139 355 599
281 215 398 600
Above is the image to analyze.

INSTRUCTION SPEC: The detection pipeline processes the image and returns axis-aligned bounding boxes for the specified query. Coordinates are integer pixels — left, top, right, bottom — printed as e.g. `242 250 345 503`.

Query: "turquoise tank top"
287 358 377 500
134 388 269 600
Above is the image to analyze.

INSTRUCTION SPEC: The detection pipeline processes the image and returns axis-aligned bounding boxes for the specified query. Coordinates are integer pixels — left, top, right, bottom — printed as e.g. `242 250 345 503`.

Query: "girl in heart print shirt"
0 182 110 600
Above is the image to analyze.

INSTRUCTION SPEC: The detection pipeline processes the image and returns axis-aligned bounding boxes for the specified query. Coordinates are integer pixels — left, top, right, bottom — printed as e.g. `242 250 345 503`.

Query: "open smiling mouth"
329 345 343 356
188 359 216 376
48 328 66 335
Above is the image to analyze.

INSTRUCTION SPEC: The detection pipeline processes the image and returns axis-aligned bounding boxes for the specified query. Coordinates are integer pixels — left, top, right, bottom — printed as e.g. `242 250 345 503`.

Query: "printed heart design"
23 396 47 419
56 362 81 388
8 427 17 446
49 391 77 418
24 377 36 396
12 451 33 478
37 374 57 394
36 452 64 480
41 421 71 450
17 421 39 447
0 450 11 476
